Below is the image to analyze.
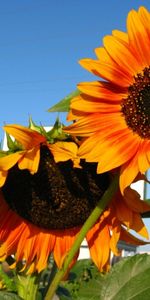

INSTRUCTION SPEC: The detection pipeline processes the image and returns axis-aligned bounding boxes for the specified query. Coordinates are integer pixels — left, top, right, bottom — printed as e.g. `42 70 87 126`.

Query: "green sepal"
16 274 40 300
29 117 69 143
28 117 43 134
0 150 8 158
46 117 69 143
47 89 80 112
6 133 22 152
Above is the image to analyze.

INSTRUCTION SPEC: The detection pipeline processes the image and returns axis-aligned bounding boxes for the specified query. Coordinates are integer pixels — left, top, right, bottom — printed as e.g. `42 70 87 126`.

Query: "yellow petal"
18 146 40 174
0 152 23 171
3 124 46 149
112 30 129 43
49 142 81 168
0 170 8 187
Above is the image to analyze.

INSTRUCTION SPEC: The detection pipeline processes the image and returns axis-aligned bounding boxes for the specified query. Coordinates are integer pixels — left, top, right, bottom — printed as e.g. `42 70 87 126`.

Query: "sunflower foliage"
57 254 150 300
47 89 80 112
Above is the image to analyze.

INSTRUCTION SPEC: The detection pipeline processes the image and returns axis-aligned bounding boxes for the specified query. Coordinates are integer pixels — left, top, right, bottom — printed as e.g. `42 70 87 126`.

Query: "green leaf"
0 264 16 292
58 259 101 300
47 89 80 112
0 292 22 300
100 254 150 300
59 255 150 300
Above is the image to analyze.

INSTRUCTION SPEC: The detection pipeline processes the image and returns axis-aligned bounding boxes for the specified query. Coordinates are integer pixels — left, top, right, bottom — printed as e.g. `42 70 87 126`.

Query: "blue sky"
0 0 150 251
0 0 150 137
1 1 150 189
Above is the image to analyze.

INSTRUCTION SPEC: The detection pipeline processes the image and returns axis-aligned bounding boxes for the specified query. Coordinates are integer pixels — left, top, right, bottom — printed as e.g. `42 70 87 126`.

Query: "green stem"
45 174 119 300
43 259 58 297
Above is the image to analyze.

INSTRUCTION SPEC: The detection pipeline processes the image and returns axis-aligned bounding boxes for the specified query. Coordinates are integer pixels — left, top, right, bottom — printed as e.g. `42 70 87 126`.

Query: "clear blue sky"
0 0 150 250
1 0 150 138
0 0 149 194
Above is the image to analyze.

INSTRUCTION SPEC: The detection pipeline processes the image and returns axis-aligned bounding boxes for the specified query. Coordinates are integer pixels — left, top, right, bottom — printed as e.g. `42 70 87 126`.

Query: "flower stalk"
45 174 119 300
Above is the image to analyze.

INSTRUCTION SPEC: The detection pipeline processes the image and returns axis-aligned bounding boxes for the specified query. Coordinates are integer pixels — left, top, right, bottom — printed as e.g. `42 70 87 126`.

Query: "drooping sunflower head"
0 119 94 230
0 120 112 273
0 120 149 274
64 6 150 193
2 143 110 230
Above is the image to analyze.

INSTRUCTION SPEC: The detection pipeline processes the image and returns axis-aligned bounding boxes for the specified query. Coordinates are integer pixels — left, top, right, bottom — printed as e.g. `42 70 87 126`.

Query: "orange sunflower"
0 123 149 274
64 6 150 193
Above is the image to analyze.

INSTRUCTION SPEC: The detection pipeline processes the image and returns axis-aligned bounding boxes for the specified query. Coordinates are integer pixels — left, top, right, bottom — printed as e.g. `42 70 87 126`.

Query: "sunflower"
64 6 150 193
0 124 149 274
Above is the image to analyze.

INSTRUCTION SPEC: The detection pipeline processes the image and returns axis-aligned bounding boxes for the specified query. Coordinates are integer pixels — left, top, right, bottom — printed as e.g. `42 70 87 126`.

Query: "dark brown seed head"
2 145 110 230
121 66 150 139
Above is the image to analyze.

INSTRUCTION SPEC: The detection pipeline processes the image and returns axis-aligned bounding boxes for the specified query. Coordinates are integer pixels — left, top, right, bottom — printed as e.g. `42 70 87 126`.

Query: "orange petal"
123 187 150 213
112 198 133 230
76 127 139 173
36 231 55 273
139 6 150 39
79 59 132 87
120 227 150 246
120 151 140 194
16 225 31 261
65 112 127 137
138 141 150 174
3 124 46 149
103 35 139 75
131 213 149 239
53 228 79 269
127 9 150 66
109 219 121 256
96 132 139 173
86 221 110 271
70 95 120 114
77 81 126 101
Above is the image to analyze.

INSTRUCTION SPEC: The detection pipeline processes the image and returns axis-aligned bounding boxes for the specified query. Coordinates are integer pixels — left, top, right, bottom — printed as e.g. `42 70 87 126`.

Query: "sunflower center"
121 66 150 139
2 146 110 230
